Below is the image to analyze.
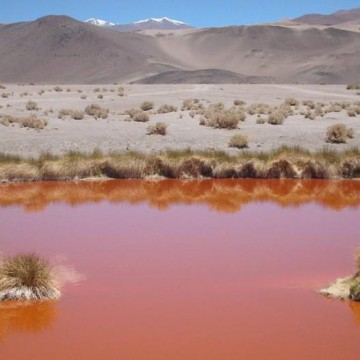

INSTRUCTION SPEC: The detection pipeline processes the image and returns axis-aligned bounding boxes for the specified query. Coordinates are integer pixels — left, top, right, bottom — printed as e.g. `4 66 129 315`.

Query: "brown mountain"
0 15 182 83
0 15 359 84
294 8 360 25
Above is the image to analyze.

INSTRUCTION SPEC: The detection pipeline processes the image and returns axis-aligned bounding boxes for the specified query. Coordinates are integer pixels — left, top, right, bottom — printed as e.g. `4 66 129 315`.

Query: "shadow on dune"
0 179 359 213
0 300 57 343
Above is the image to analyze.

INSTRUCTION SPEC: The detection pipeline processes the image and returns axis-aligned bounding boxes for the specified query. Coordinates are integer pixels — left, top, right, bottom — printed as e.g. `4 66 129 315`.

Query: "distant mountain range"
0 8 359 84
85 17 194 31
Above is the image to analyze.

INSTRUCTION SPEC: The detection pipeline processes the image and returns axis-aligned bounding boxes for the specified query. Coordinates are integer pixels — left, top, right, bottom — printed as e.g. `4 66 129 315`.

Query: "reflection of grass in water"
349 301 360 325
0 301 57 342
0 254 60 301
0 178 360 214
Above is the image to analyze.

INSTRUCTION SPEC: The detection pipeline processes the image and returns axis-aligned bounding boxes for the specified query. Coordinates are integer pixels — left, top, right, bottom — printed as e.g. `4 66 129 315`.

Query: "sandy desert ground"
0 84 359 157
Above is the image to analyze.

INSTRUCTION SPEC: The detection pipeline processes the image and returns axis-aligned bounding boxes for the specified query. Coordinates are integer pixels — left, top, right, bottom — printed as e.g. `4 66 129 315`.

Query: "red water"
0 180 360 359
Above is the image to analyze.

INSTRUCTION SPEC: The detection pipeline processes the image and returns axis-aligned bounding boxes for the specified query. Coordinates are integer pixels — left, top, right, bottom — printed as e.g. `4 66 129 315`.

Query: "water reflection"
0 179 359 213
0 301 57 342
349 301 360 325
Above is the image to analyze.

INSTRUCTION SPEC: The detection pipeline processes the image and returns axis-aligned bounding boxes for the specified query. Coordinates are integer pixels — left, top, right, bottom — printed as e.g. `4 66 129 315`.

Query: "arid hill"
294 8 360 25
0 16 182 83
0 15 360 84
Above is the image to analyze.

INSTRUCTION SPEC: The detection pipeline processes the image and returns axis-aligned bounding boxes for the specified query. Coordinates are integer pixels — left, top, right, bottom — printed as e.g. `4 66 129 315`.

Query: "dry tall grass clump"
58 109 85 120
229 134 249 149
0 253 60 301
0 147 360 182
26 101 38 111
320 250 360 302
157 104 178 114
140 101 154 111
85 104 109 119
326 124 354 144
147 122 168 135
0 115 47 129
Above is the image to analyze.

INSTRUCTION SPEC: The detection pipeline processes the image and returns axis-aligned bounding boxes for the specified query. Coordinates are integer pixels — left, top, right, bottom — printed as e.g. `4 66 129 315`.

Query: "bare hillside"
0 16 182 83
0 16 360 84
295 8 360 25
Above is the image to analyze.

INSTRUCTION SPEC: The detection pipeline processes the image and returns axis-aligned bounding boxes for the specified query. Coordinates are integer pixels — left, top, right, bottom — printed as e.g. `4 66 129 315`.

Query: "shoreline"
1 146 359 183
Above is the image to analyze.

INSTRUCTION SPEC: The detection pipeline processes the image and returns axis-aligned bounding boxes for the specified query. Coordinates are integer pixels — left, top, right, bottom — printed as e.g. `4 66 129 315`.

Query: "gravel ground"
0 84 359 157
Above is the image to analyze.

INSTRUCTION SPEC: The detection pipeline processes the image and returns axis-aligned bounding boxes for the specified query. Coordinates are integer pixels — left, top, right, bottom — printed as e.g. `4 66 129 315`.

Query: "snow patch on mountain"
85 18 115 27
134 17 187 25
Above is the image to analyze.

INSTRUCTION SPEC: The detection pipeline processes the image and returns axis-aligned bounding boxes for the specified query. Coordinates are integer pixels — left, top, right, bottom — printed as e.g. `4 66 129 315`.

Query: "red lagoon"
0 180 359 359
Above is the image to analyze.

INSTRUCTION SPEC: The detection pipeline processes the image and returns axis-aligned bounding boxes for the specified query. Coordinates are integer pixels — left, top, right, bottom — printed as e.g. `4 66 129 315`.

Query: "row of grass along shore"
0 146 359 182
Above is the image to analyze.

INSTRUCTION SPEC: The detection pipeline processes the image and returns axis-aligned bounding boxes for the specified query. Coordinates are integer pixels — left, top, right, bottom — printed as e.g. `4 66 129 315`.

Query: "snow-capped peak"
134 17 187 26
85 18 115 27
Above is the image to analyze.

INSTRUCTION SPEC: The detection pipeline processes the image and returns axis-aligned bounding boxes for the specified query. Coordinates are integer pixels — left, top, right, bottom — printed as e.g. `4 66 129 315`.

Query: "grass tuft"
0 253 60 301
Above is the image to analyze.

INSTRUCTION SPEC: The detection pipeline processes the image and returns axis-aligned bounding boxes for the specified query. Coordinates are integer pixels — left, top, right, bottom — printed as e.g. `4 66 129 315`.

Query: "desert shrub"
201 105 246 129
228 134 249 149
0 115 47 129
0 253 60 301
147 122 168 135
234 99 246 106
157 104 178 114
303 100 315 109
98 94 103 99
348 108 357 117
38 89 45 96
285 98 299 106
94 88 101 93
58 109 85 120
267 110 286 125
256 117 267 124
53 86 63 92
72 110 85 120
26 100 38 111
181 98 204 111
325 103 342 113
1 93 10 98
347 84 360 90
326 123 352 144
85 104 109 119
125 108 141 119
140 101 154 111
247 103 272 115
133 111 149 122
347 127 355 139
0 84 5 89
80 95 87 99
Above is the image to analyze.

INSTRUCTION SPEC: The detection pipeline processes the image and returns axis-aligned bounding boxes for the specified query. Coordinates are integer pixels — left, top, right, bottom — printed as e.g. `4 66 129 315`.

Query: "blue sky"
1 0 359 26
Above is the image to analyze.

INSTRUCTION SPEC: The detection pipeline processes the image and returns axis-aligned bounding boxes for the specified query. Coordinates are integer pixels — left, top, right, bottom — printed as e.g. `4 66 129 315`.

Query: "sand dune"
0 15 360 84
